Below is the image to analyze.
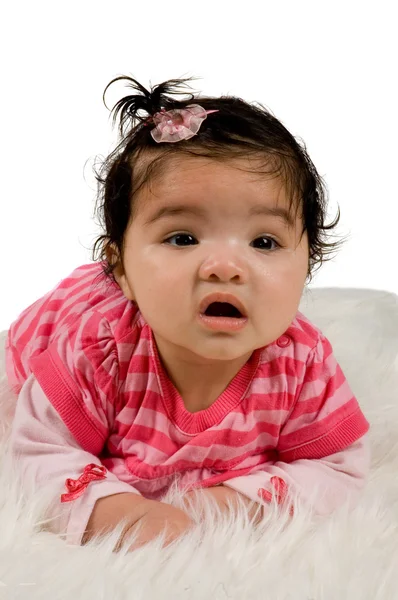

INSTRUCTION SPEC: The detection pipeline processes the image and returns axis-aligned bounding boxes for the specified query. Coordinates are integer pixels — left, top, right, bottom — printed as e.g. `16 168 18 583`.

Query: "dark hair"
91 75 346 285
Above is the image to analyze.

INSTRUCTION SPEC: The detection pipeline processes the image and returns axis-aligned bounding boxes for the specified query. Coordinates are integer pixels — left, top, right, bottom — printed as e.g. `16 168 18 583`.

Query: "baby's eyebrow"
143 203 295 228
143 205 206 226
249 204 295 228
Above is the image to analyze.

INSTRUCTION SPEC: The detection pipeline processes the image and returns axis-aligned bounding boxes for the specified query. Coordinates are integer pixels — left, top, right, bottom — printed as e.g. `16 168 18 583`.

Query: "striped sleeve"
277 333 370 462
28 311 119 456
9 375 138 546
223 433 370 515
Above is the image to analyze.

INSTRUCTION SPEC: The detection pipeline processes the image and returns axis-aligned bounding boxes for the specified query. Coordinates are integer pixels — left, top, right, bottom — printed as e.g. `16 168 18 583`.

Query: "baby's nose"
198 251 247 283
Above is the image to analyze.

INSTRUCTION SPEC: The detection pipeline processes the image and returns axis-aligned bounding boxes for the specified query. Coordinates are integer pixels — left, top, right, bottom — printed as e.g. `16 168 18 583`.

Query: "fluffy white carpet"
1 287 398 600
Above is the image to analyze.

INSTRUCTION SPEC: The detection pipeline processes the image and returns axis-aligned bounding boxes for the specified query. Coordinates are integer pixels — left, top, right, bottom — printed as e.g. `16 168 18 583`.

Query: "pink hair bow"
149 104 219 143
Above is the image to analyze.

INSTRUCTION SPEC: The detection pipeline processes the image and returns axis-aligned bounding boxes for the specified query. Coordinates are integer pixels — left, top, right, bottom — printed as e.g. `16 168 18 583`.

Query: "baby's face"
115 156 309 363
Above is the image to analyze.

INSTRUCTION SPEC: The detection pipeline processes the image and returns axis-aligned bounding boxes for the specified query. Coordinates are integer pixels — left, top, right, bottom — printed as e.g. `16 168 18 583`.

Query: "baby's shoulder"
61 263 142 348
256 311 325 372
285 310 324 351
251 313 328 402
11 261 140 358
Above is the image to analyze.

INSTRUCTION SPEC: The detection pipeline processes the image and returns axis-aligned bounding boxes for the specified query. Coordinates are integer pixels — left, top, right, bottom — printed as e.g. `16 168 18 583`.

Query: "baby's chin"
181 339 263 364
152 327 276 364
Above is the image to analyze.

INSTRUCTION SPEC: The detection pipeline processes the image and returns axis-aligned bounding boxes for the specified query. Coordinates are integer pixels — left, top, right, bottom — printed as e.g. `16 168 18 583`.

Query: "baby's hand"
83 493 194 552
183 485 263 524
117 499 195 551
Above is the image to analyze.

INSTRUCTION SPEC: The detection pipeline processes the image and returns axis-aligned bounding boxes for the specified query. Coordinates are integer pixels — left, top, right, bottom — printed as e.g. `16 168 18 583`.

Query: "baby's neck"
180 377 236 413
153 335 252 413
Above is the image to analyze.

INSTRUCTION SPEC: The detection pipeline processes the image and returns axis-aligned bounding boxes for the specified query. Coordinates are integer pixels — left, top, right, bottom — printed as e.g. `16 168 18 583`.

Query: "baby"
6 75 370 551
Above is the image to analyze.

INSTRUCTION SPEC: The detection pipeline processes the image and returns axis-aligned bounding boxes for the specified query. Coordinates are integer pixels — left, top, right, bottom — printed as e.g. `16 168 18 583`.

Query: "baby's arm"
220 332 371 517
183 435 369 520
189 332 371 519
9 375 192 548
221 433 370 516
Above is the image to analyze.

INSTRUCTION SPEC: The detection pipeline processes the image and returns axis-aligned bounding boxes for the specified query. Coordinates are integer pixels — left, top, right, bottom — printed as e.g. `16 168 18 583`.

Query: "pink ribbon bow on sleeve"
61 463 107 503
258 476 295 516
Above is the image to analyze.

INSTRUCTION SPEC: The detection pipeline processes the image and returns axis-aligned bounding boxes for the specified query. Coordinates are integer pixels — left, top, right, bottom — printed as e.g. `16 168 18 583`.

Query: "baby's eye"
164 233 199 246
251 236 280 251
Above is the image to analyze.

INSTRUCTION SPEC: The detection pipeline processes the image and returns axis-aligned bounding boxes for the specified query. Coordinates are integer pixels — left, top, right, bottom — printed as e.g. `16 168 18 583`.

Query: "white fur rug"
1 287 398 600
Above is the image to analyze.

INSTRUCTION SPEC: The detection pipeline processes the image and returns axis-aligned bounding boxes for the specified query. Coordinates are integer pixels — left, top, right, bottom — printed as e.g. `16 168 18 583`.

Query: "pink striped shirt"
6 262 370 542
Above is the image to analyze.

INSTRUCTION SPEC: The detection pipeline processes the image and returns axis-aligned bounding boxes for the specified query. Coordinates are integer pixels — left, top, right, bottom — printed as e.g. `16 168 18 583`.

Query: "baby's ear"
105 244 135 302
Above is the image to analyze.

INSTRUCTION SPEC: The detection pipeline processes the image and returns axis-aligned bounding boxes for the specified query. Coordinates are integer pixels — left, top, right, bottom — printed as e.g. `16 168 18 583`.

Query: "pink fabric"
6 262 371 542
9 374 137 546
10 374 370 544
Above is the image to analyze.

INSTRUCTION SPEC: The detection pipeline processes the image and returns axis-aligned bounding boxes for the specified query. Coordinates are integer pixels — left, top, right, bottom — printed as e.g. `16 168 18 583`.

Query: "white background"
1 0 397 331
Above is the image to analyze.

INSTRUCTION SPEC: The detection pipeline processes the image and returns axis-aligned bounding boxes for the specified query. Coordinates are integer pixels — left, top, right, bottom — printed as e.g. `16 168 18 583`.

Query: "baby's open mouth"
203 302 243 318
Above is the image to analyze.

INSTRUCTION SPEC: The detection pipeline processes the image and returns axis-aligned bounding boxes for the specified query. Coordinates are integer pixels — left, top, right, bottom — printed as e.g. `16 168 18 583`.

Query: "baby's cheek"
256 275 303 338
270 253 307 295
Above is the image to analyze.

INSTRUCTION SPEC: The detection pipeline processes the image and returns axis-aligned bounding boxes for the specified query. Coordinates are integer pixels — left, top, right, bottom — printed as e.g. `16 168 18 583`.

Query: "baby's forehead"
132 153 302 219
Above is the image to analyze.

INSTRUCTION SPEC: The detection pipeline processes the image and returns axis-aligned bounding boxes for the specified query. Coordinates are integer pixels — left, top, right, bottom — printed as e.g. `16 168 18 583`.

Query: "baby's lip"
199 292 248 318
